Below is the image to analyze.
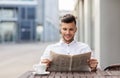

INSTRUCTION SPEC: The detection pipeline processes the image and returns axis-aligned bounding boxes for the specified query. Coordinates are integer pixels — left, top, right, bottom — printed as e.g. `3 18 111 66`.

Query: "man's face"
60 22 77 44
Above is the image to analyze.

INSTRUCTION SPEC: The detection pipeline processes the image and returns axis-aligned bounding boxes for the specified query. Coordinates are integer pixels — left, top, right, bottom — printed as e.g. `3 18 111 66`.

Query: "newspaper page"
48 51 91 72
71 52 91 71
47 52 71 71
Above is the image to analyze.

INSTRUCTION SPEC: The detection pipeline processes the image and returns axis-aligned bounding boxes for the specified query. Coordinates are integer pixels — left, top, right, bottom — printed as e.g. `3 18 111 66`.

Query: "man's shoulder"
46 42 60 48
76 41 92 52
77 42 89 47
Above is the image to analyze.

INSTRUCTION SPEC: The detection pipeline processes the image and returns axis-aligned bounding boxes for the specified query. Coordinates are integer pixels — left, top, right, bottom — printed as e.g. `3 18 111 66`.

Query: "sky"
59 0 75 11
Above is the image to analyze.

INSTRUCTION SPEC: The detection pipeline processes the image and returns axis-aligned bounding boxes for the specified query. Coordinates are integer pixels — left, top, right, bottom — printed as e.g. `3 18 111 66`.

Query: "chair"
104 64 120 71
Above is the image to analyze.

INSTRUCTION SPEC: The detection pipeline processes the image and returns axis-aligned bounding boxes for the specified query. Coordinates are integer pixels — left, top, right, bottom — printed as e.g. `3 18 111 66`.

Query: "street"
0 42 52 78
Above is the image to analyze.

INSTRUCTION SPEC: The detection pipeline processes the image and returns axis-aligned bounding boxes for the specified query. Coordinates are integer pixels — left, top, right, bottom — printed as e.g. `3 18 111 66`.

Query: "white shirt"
41 40 93 60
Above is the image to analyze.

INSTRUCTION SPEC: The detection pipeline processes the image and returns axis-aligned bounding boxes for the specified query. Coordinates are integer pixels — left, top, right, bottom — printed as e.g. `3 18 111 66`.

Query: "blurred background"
0 0 120 78
0 0 75 78
0 0 75 43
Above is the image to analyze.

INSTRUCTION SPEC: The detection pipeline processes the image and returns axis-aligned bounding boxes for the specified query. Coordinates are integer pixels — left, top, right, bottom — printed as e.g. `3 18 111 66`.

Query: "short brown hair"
61 14 76 25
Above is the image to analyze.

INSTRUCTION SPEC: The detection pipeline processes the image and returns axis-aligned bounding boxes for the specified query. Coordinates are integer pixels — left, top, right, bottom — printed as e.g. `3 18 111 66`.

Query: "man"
41 14 98 71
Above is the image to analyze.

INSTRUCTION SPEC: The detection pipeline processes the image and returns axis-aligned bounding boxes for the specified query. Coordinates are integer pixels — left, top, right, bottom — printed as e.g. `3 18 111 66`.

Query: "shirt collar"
59 39 77 46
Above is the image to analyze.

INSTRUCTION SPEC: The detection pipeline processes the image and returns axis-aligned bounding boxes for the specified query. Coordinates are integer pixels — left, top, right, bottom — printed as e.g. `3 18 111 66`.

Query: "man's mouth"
65 35 71 38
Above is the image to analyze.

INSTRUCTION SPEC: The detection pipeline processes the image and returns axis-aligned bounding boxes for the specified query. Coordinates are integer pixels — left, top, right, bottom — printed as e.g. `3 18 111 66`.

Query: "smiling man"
40 14 98 71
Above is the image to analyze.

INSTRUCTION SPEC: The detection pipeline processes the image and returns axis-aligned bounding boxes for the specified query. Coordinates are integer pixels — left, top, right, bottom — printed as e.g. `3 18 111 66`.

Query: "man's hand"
41 59 51 67
88 59 98 71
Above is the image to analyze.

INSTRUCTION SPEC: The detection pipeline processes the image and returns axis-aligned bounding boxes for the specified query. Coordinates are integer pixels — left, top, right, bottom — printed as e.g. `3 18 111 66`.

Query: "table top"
19 69 120 78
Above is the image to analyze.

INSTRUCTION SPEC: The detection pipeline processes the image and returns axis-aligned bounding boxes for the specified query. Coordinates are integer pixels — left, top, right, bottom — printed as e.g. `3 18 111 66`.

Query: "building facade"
0 0 60 43
74 0 120 69
40 0 60 42
0 0 37 43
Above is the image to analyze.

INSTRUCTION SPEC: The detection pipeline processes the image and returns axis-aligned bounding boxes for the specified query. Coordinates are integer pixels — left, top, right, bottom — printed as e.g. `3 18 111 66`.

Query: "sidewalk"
0 42 54 78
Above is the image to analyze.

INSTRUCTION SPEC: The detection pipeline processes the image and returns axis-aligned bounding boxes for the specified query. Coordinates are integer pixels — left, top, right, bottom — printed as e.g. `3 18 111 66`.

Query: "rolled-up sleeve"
40 45 51 60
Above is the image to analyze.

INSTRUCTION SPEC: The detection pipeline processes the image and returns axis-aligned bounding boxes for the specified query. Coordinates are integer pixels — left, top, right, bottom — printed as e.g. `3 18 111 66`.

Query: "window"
0 8 17 19
27 7 35 19
21 21 31 28
21 7 26 19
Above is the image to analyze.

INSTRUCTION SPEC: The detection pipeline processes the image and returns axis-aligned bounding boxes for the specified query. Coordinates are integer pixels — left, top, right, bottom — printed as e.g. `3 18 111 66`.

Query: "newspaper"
47 51 91 72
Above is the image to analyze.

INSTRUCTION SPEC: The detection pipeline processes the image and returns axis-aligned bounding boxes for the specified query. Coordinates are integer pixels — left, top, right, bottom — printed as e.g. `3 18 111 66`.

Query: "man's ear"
75 27 77 32
59 30 61 34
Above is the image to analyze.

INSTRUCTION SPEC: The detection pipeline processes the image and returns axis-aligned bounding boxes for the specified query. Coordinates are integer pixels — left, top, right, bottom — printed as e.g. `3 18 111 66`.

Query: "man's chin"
64 39 73 43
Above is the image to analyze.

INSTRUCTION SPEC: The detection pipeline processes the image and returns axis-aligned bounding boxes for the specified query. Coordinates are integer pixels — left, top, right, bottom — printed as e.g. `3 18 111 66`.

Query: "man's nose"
66 30 70 34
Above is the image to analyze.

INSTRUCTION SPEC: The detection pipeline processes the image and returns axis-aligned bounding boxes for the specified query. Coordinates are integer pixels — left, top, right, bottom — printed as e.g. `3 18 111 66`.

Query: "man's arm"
80 43 98 71
40 45 52 67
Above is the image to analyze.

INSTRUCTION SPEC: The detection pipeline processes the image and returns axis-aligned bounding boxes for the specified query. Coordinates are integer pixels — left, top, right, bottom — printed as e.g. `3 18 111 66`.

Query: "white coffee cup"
33 64 47 74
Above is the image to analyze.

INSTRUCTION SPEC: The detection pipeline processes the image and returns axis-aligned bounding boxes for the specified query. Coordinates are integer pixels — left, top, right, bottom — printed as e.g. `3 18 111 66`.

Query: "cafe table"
19 69 120 78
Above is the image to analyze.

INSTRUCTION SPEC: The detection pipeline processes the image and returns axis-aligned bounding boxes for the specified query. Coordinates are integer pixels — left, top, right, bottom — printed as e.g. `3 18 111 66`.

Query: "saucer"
33 71 50 75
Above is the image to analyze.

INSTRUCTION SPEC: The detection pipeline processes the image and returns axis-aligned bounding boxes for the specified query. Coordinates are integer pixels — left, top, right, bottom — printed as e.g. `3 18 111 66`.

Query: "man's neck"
63 39 74 44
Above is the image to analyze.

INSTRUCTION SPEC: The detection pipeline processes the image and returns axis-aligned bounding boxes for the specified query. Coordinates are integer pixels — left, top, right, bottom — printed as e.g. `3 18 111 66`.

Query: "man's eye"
63 28 67 30
70 29 74 31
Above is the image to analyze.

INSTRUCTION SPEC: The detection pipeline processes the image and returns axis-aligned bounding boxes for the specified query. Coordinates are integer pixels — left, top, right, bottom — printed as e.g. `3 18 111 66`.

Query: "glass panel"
1 0 34 1
27 7 35 19
36 26 43 41
21 21 31 40
21 8 26 19
21 29 30 40
0 24 2 43
0 8 17 19
21 21 31 28
0 22 17 42
0 35 2 43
